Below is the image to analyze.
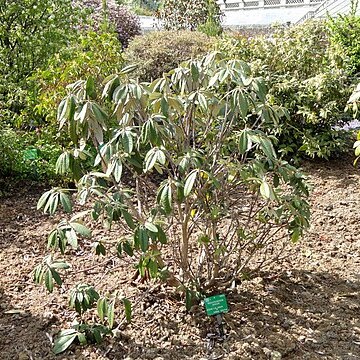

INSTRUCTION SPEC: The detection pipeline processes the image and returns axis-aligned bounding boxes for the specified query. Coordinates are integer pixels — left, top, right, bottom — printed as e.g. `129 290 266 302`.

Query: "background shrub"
27 31 124 128
0 125 62 180
125 30 212 81
0 0 83 125
217 21 353 159
80 0 141 47
328 14 360 76
158 0 222 32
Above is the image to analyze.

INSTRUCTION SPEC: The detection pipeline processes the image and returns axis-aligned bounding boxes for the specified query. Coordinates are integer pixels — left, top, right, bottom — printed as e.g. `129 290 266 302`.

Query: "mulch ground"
1 157 360 360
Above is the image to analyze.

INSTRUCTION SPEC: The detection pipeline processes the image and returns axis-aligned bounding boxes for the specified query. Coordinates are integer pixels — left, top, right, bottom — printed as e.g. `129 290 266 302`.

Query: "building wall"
217 0 325 26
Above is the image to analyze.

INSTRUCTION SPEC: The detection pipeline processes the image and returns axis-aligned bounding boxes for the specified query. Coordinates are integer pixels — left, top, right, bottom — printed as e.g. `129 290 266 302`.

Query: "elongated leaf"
122 132 133 154
145 222 158 233
60 192 72 213
139 228 149 252
86 76 96 99
123 241 134 257
122 298 132 323
51 261 70 269
120 64 138 75
50 269 62 286
97 298 106 322
184 170 198 197
259 137 276 160
53 330 78 355
65 229 78 248
49 193 59 216
122 210 135 230
107 301 115 329
144 148 157 172
156 226 167 244
70 222 91 237
238 130 249 154
157 149 166 165
160 184 172 214
45 269 54 293
37 190 51 210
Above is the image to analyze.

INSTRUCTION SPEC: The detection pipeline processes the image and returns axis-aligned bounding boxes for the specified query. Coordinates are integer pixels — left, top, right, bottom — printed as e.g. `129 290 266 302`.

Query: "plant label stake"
204 294 229 339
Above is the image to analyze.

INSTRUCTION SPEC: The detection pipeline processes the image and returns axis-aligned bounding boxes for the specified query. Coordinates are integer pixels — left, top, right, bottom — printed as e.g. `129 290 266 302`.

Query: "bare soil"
1 158 360 360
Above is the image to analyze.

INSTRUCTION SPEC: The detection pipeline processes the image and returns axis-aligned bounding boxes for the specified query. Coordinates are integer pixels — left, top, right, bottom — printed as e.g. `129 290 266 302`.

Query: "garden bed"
0 157 359 360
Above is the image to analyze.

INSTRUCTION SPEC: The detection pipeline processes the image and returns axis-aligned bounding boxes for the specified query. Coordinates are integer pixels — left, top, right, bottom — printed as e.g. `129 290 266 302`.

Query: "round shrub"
124 30 212 81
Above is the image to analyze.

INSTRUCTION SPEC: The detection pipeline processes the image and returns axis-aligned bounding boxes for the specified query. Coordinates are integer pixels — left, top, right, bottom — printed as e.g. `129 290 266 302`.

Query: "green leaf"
157 149 166 165
113 160 123 183
122 210 135 230
53 330 78 355
291 228 301 243
259 137 276 160
70 222 91 237
123 241 134 257
122 132 133 154
139 228 149 252
50 269 62 286
60 192 72 213
238 130 249 154
184 170 198 197
51 261 70 269
85 76 96 99
156 226 167 244
65 229 78 248
56 152 70 174
148 259 158 278
49 193 59 216
37 190 51 210
120 64 138 75
97 298 106 322
122 298 132 323
260 181 274 200
144 148 157 172
92 103 108 123
107 301 115 329
45 269 54 293
77 333 87 346
144 221 158 233
160 184 172 214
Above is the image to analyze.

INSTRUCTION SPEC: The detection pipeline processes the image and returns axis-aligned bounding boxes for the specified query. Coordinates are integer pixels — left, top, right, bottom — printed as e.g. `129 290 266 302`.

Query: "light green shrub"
125 30 212 81
217 21 353 159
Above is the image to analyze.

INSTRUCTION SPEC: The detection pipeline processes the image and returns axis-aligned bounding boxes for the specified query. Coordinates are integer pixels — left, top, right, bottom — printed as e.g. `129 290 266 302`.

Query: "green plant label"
204 294 229 316
23 148 39 160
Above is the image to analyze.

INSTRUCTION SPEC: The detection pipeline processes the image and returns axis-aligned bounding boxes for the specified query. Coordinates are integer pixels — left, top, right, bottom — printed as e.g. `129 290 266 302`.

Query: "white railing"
219 0 324 9
296 0 357 23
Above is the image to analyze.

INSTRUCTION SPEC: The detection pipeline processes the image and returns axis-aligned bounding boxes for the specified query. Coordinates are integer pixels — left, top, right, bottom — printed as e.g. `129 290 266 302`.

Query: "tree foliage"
0 0 83 124
158 0 222 33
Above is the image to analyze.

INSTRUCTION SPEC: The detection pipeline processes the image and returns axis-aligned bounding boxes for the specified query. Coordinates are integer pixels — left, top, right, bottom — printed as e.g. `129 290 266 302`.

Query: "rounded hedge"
124 30 212 81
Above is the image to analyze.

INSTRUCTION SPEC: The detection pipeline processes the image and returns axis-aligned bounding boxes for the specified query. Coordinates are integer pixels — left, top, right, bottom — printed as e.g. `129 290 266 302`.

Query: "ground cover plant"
34 53 310 352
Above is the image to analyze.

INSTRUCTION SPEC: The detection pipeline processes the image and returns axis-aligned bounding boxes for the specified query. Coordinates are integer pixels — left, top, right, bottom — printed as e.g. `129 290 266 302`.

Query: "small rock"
324 204 333 211
271 351 282 360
